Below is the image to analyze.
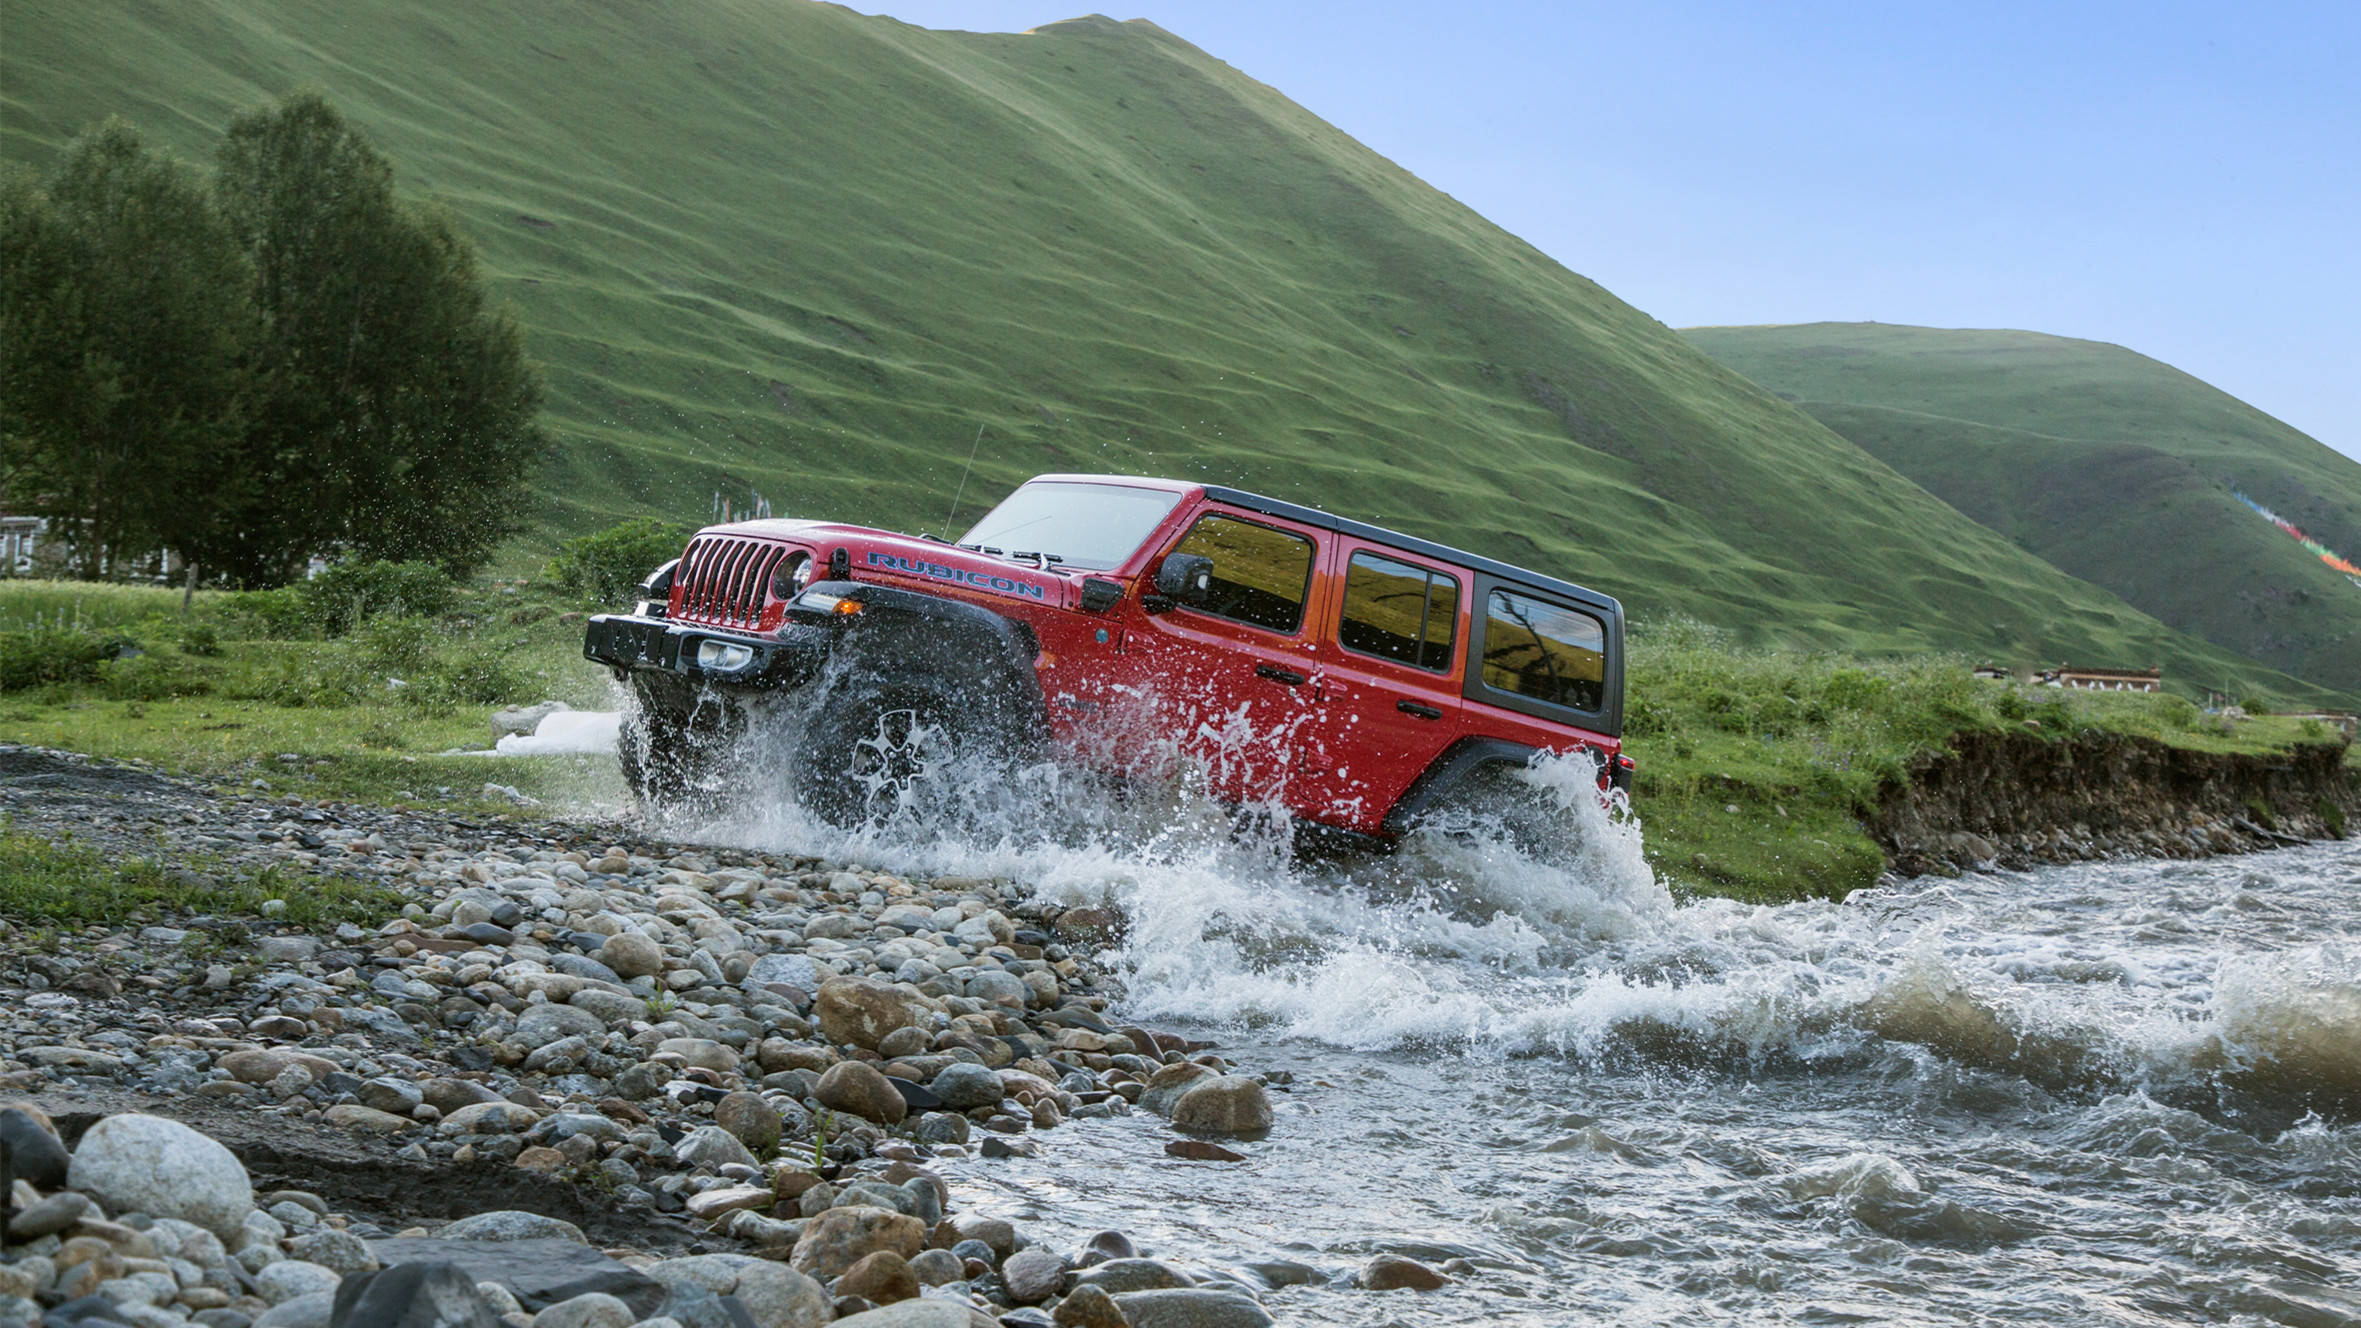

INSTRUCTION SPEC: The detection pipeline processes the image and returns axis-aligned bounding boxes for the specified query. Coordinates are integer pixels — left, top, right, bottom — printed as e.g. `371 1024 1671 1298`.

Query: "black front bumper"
583 614 832 689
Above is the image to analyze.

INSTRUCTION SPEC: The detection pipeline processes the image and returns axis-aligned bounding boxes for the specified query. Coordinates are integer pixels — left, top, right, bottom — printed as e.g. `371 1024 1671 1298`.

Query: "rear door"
1119 507 1331 808
1296 542 1467 830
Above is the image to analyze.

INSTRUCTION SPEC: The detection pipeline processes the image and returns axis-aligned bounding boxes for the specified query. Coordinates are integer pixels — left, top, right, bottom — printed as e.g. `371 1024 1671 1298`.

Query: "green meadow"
1685 323 2361 693
2 2 2343 707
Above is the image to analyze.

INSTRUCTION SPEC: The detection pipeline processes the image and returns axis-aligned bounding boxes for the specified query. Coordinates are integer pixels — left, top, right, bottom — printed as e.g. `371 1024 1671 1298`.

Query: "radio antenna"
944 424 986 534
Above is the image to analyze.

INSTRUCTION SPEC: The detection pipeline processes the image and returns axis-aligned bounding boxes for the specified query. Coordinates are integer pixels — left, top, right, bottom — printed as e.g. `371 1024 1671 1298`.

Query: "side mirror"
1149 553 1212 611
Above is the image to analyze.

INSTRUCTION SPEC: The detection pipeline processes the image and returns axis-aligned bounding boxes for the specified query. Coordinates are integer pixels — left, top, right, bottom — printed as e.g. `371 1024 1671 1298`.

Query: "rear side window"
1481 589 1605 711
1169 514 1315 633
1339 552 1459 672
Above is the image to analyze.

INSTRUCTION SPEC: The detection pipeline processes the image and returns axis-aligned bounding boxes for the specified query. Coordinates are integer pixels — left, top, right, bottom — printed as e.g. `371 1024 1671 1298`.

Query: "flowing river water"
675 748 2361 1326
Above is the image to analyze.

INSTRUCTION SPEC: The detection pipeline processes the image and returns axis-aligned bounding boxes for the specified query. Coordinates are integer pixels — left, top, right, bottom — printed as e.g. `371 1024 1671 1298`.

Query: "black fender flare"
1381 737 1543 835
807 581 1048 746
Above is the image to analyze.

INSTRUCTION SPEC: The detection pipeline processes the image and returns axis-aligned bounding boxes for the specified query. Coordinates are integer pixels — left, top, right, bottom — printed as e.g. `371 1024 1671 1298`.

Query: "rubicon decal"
866 551 1048 599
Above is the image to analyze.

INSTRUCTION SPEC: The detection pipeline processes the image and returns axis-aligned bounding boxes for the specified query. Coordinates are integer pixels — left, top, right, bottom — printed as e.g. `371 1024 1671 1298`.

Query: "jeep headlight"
695 640 756 672
772 551 815 599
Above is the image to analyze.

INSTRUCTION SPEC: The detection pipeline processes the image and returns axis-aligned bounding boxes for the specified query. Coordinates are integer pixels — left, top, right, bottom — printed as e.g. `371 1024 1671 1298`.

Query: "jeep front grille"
672 535 790 630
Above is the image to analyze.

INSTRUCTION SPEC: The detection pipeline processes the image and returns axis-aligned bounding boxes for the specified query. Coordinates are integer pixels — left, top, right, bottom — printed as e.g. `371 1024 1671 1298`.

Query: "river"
691 751 2361 1326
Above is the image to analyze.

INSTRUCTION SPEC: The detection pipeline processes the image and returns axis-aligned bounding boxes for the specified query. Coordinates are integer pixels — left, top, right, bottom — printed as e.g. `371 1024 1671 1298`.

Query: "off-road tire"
619 696 734 810
793 686 970 828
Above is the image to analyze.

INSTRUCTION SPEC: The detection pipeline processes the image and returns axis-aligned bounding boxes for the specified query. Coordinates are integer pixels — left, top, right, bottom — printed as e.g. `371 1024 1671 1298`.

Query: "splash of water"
652 690 2361 1123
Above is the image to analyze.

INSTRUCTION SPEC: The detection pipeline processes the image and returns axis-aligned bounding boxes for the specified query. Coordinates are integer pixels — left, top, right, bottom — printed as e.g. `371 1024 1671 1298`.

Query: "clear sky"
849 1 2361 463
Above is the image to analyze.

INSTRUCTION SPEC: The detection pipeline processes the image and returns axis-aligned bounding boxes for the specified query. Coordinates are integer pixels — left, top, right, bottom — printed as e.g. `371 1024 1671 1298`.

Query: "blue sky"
852 2 2360 464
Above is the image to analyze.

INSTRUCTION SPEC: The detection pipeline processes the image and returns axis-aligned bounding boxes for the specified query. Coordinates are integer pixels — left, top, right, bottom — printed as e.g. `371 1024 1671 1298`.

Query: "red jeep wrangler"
584 475 1631 841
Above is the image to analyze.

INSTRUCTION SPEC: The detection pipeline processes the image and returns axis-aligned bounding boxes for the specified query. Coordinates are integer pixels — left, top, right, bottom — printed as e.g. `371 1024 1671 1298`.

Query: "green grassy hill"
1683 324 2361 693
1 3 2342 703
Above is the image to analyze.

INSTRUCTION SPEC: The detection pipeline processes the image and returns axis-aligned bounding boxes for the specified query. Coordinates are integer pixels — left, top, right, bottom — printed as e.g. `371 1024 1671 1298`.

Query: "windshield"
957 481 1183 571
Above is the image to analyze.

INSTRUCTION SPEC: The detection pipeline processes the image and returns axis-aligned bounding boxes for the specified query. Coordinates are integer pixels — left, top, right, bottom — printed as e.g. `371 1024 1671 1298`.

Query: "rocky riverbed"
0 746 1438 1328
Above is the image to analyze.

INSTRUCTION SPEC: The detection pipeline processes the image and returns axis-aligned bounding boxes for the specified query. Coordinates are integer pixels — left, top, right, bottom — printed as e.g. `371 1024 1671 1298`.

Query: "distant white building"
1 515 47 575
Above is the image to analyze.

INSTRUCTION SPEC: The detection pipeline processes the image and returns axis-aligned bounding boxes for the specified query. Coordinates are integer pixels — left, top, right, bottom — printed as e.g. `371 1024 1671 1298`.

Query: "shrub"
98 652 212 701
0 623 135 691
216 586 313 639
301 561 455 636
546 518 692 607
178 621 224 656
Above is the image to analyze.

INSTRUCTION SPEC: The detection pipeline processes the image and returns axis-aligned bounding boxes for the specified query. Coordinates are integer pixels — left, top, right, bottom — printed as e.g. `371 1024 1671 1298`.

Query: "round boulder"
925 1063 1004 1112
714 1091 783 1153
1000 1248 1067 1304
1137 1061 1219 1116
816 1061 908 1125
1169 1076 1273 1137
814 976 933 1051
789 1206 927 1281
67 1112 253 1239
1360 1254 1447 1290
835 1249 919 1305
598 932 667 979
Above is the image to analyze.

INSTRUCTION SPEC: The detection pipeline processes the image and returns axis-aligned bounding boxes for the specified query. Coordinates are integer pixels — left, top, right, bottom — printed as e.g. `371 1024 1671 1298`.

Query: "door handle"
1254 664 1307 686
1396 700 1444 720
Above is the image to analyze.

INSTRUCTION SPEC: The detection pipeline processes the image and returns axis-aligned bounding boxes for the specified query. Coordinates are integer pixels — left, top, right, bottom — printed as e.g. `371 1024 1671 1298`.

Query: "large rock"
528 1293 634 1328
258 1259 345 1304
369 1238 661 1314
815 977 933 1050
788 1206 926 1281
1000 1248 1067 1304
1359 1255 1447 1290
1136 1063 1217 1116
597 933 666 980
674 1125 760 1171
330 1259 501 1328
1072 1260 1193 1294
815 1061 908 1126
435 1212 587 1244
514 1004 606 1049
713 1092 782 1153
67 1112 254 1239
727 1262 832 1328
835 1250 919 1305
1168 1078 1272 1137
924 1063 1003 1112
1052 1285 1128 1328
0 1106 70 1187
1110 1289 1273 1328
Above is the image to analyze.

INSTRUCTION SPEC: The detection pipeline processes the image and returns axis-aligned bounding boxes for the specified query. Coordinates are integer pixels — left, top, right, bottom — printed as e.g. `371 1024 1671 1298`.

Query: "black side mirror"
1149 553 1212 611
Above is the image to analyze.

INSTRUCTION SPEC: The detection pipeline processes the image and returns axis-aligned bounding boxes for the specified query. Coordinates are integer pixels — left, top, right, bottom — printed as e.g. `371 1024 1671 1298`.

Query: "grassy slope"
0 3 2335 705
1684 323 2361 693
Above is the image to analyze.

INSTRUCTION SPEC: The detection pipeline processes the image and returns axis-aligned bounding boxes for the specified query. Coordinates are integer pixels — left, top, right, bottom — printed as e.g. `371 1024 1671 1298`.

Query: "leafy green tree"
0 122 256 579
214 90 545 583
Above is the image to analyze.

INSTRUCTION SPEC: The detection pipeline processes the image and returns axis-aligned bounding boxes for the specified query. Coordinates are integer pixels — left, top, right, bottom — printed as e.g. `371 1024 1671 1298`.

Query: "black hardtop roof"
1200 484 1624 620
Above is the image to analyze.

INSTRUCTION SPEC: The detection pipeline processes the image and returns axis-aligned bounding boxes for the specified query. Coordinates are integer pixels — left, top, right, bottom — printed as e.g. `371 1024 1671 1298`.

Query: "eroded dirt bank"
1871 731 2356 876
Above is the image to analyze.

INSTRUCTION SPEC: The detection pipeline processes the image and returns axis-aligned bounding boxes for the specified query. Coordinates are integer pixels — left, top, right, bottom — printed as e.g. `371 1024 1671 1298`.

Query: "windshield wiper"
1009 551 1066 567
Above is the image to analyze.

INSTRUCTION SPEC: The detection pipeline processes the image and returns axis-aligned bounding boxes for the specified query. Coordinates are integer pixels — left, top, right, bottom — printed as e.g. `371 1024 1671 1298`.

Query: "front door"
1296 542 1467 831
1113 508 1330 810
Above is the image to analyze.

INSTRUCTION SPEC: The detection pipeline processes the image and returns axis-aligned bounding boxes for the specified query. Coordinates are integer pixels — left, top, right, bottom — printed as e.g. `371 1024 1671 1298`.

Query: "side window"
1168 514 1315 633
1338 551 1460 672
1480 589 1605 711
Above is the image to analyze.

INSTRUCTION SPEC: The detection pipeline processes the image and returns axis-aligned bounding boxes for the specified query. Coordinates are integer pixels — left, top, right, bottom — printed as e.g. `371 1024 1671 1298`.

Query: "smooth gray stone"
328 1261 496 1328
368 1238 662 1314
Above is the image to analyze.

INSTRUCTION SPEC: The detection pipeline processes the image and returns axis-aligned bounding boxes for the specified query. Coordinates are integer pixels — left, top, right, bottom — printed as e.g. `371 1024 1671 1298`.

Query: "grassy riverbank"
0 577 618 814
3 580 2348 902
1623 619 2355 900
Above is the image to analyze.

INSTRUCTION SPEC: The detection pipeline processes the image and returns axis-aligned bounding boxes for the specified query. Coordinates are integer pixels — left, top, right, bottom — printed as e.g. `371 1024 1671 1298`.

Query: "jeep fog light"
696 640 755 672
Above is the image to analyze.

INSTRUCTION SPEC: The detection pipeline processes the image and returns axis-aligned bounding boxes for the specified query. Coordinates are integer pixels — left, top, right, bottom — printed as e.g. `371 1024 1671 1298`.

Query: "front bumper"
583 614 832 689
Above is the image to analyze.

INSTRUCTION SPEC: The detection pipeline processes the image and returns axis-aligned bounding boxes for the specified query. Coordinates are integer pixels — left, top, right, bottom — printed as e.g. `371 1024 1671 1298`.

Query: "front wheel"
619 687 733 810
794 690 963 827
